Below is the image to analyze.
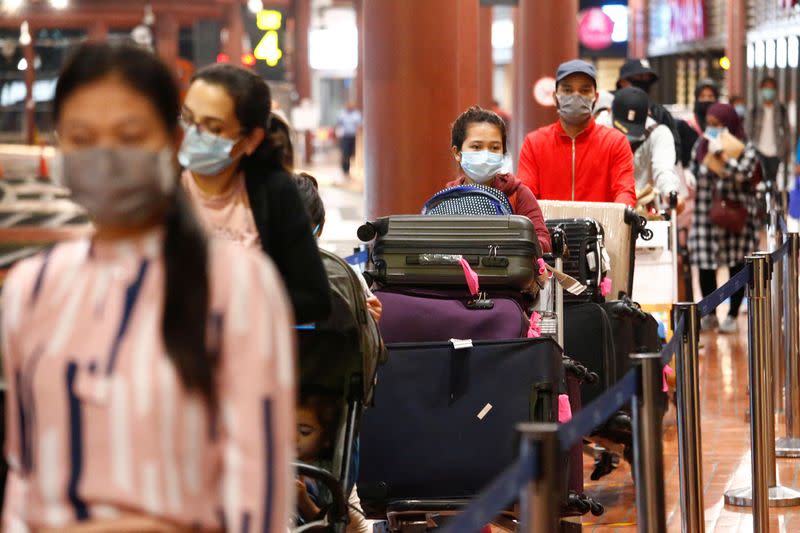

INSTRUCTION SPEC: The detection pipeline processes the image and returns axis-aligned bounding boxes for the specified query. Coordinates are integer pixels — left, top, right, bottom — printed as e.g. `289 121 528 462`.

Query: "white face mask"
460 150 505 183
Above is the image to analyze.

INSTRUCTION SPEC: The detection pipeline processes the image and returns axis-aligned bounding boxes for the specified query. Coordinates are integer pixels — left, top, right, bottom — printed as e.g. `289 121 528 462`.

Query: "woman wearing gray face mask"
3 42 296 532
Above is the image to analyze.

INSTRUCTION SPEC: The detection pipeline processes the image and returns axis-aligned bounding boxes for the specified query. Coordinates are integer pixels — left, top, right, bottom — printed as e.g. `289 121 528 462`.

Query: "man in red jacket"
517 60 636 207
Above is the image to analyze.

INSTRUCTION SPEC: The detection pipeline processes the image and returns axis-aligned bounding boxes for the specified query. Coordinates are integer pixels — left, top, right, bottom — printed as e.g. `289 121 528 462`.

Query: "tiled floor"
579 313 800 532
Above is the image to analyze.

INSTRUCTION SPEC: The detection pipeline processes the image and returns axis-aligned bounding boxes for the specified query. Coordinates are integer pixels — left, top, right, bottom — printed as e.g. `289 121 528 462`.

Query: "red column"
512 0 578 151
354 0 364 109
294 0 312 100
24 36 35 145
294 0 312 164
628 0 649 59
224 3 244 62
88 20 108 43
363 0 480 218
726 0 746 97
478 4 494 108
156 12 179 66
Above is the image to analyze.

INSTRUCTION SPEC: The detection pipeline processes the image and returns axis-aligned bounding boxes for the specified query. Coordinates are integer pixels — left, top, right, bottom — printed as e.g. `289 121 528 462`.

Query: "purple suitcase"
374 288 529 344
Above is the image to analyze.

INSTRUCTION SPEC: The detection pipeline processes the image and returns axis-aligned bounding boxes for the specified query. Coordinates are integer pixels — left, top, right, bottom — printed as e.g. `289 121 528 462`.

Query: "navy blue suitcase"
357 338 561 516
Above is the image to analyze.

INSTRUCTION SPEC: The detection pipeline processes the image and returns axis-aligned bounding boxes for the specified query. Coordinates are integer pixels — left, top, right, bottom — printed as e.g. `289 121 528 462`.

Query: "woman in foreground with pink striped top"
1 43 294 532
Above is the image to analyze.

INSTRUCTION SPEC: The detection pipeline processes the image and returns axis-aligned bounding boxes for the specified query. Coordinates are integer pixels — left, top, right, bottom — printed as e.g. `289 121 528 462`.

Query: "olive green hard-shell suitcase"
360 215 541 289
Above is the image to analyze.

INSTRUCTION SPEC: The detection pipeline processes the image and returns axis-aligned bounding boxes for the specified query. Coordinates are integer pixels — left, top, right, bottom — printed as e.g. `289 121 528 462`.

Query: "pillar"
24 36 35 145
726 0 747 97
224 4 244 63
294 0 312 164
478 3 494 108
512 0 578 152
363 0 480 218
88 20 108 43
294 0 312 100
628 0 649 59
354 0 364 109
156 12 179 66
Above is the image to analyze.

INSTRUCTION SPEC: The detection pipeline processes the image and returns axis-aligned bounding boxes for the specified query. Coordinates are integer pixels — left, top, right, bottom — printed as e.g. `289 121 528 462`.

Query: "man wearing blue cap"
517 59 636 206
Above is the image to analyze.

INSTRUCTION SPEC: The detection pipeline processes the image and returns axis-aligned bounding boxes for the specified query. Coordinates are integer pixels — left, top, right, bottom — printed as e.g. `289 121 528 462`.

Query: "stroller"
292 249 386 533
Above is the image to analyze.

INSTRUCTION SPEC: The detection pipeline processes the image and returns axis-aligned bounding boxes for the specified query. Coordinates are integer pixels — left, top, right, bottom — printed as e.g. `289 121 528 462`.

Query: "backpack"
422 183 514 216
296 249 386 405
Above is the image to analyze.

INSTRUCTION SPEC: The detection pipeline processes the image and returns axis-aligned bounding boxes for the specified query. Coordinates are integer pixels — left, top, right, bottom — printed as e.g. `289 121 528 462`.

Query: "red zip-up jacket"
517 119 637 207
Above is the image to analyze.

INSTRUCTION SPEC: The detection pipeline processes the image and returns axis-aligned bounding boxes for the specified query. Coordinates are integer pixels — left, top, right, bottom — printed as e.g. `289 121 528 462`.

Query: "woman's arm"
513 184 551 254
722 142 759 184
218 252 296 532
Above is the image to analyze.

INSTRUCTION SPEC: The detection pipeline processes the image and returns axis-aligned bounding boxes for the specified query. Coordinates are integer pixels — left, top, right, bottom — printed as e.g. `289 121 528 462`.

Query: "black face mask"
630 79 655 94
694 100 713 131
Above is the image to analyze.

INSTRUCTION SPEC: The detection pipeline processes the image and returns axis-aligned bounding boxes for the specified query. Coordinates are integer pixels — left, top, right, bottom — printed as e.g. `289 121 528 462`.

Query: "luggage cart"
632 193 681 329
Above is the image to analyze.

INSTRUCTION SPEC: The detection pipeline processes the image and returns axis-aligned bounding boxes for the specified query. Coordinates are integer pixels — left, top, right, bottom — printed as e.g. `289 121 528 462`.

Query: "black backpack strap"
244 164 271 253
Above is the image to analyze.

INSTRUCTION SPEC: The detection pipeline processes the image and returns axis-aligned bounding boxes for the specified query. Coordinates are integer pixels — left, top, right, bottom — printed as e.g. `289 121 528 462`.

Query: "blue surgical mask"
734 104 746 118
460 150 505 183
704 127 723 140
178 125 240 176
761 88 777 102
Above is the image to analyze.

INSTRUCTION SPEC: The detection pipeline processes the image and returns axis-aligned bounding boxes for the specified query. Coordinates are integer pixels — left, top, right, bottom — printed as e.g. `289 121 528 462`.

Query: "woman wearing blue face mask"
179 64 330 324
689 103 761 334
446 106 552 253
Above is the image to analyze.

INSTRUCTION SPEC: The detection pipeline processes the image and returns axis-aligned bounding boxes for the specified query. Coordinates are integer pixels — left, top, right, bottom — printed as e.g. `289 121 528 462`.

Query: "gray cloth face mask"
557 94 595 125
53 147 176 227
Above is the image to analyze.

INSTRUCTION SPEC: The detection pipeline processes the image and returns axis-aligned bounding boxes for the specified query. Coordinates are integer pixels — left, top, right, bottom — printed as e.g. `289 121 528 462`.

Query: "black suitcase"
562 302 616 404
359 215 542 290
357 338 562 516
544 218 606 302
603 298 663 382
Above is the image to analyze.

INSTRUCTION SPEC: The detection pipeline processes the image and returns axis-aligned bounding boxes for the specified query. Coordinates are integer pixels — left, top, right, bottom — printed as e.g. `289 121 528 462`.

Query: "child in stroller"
296 387 371 533
291 172 386 533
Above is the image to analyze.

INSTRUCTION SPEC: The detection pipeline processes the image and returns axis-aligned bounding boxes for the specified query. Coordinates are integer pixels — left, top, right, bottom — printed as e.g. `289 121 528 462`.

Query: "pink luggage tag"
458 257 480 297
662 364 675 393
599 276 612 297
558 394 573 422
527 311 542 338
536 257 550 277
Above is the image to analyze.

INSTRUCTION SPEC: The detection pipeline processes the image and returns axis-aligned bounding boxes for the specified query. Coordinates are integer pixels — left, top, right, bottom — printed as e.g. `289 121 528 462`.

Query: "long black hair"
54 42 215 406
191 64 290 172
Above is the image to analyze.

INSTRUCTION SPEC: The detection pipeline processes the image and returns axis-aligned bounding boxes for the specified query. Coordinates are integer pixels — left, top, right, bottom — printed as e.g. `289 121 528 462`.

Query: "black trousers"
340 134 357 174
699 263 746 317
758 152 781 186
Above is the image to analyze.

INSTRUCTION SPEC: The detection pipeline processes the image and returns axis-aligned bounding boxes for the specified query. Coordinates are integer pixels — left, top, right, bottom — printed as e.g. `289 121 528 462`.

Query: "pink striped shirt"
1 230 295 531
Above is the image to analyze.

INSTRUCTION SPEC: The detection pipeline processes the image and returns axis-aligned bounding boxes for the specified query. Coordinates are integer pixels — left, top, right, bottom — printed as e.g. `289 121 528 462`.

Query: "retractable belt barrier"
352 222 795 533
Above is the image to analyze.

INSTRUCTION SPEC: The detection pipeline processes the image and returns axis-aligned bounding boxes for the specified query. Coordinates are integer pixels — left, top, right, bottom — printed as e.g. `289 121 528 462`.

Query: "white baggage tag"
449 338 473 350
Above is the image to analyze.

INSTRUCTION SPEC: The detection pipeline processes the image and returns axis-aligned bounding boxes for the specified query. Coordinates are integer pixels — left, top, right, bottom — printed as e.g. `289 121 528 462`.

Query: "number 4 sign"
254 10 284 67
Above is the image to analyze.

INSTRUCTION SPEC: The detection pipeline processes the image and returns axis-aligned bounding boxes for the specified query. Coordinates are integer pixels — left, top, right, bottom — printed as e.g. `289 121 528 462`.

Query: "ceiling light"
50 0 68 9
3 0 25 12
17 57 27 71
248 0 262 14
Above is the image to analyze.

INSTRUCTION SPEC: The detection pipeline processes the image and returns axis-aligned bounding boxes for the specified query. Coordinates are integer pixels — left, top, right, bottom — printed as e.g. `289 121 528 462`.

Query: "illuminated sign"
254 9 283 67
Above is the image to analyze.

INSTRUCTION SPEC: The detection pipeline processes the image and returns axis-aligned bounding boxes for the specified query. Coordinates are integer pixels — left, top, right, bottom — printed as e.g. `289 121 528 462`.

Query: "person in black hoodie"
179 64 330 324
617 58 681 163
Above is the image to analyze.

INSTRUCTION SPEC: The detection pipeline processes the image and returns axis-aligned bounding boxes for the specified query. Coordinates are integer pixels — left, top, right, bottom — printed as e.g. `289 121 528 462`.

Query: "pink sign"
669 0 705 42
578 8 614 50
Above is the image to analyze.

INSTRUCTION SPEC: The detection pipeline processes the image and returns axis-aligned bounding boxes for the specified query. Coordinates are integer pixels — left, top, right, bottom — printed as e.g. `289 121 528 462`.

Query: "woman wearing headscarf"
689 103 760 334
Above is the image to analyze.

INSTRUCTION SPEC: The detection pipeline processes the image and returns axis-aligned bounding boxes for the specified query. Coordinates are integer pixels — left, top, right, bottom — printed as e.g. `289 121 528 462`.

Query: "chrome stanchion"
755 251 778 487
725 256 800 523
768 212 787 413
777 233 800 457
672 302 705 533
630 353 667 533
517 423 560 533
